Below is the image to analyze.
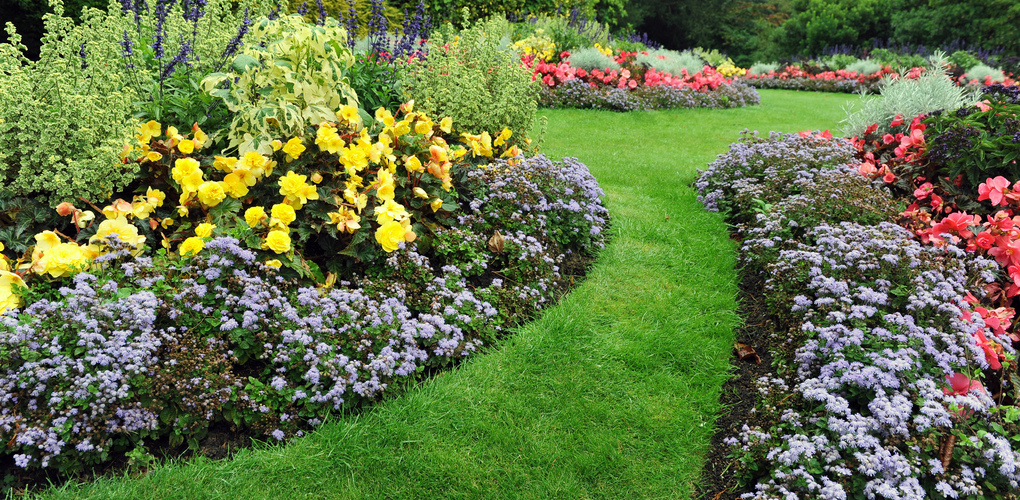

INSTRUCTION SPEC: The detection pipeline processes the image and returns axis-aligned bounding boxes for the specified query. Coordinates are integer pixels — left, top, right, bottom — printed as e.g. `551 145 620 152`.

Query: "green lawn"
35 89 853 499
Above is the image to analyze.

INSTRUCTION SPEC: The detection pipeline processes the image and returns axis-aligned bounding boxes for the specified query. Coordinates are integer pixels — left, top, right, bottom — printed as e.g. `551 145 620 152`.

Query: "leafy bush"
201 15 357 154
565 46 619 71
0 0 267 207
747 62 778 76
868 48 927 70
963 63 1006 84
823 53 858 70
924 96 1020 191
401 16 537 144
948 49 982 72
844 57 881 75
636 48 704 76
840 52 974 137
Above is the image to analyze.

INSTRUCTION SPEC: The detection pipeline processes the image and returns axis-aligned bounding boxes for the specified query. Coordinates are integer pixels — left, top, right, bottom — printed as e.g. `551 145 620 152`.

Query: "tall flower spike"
316 0 327 25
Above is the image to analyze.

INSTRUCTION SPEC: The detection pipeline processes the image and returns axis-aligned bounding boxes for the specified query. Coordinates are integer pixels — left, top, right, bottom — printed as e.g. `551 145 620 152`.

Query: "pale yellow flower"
265 259 283 269
282 137 306 161
90 216 146 251
0 270 26 314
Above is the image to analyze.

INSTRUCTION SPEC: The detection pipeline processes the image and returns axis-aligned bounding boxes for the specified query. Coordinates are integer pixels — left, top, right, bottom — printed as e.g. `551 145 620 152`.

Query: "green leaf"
232 55 260 74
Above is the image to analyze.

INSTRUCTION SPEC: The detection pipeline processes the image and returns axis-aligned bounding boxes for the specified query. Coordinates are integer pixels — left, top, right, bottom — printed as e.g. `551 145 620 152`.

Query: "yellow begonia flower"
178 139 195 154
337 105 361 125
439 117 453 134
139 120 161 142
179 236 204 257
278 171 319 208
0 241 4 251
328 208 361 233
375 220 406 252
375 108 395 128
404 155 423 173
239 151 270 179
494 127 512 147
197 181 227 208
414 118 432 135
265 259 282 269
102 199 134 220
145 151 163 163
282 137 306 161
245 206 268 228
374 199 408 224
271 203 296 226
172 158 204 193
90 216 146 251
0 258 8 272
413 187 429 199
310 172 323 184
132 201 156 219
35 242 92 278
192 124 208 147
374 170 395 202
0 270 26 314
223 172 250 198
161 218 174 229
146 187 166 207
271 139 283 151
263 230 292 254
195 223 215 238
430 198 443 212
399 100 415 113
213 156 238 173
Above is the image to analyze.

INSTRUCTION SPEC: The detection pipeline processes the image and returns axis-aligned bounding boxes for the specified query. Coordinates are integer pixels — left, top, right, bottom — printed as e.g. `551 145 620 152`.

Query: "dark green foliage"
888 0 1020 59
924 99 1020 197
774 0 893 57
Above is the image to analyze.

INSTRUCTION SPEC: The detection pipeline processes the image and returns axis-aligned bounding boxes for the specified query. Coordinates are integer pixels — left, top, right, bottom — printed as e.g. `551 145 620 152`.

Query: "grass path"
38 89 853 499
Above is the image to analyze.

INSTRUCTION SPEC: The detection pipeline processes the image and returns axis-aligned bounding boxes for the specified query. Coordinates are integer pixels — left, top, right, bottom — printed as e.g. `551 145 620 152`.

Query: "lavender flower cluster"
699 134 1020 498
742 76 884 94
0 155 609 479
538 80 760 112
694 130 858 215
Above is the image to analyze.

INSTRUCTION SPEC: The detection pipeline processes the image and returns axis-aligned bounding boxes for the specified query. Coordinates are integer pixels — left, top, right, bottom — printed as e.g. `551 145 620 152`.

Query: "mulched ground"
694 265 781 500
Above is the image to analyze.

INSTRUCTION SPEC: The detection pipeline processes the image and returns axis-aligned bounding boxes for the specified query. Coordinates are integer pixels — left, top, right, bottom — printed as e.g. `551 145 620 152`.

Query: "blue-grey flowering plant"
698 131 1020 499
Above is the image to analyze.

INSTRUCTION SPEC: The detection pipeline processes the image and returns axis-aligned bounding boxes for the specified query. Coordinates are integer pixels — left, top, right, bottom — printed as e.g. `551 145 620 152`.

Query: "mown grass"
33 89 852 499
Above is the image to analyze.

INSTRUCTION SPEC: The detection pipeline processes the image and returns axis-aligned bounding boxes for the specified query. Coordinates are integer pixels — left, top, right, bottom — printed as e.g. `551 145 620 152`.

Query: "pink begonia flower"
976 100 992 112
890 114 904 127
978 176 1012 206
943 372 984 397
913 182 934 199
883 171 895 183
857 161 877 176
974 330 1002 370
989 236 1020 267
931 211 977 240
975 231 996 249
882 133 896 144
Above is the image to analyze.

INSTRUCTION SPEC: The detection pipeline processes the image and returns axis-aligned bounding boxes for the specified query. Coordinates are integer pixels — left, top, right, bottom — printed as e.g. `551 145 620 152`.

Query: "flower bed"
0 2 611 488
526 51 760 111
696 122 1020 497
741 65 1018 94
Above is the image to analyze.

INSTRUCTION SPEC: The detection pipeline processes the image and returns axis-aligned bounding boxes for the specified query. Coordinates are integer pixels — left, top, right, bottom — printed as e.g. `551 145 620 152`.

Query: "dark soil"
694 262 781 500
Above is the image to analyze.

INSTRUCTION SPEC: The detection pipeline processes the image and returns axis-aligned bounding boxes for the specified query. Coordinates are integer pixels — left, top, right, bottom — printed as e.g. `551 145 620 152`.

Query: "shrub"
823 53 858 71
840 52 974 137
947 49 982 72
0 0 267 207
636 48 704 77
748 62 779 76
844 57 882 75
401 16 538 145
963 63 1006 84
565 46 619 71
201 14 357 154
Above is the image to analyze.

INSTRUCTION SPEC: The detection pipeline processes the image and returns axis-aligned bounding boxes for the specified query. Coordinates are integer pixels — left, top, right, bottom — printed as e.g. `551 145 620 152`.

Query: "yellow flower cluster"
717 61 747 78
593 43 615 57
513 29 558 62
